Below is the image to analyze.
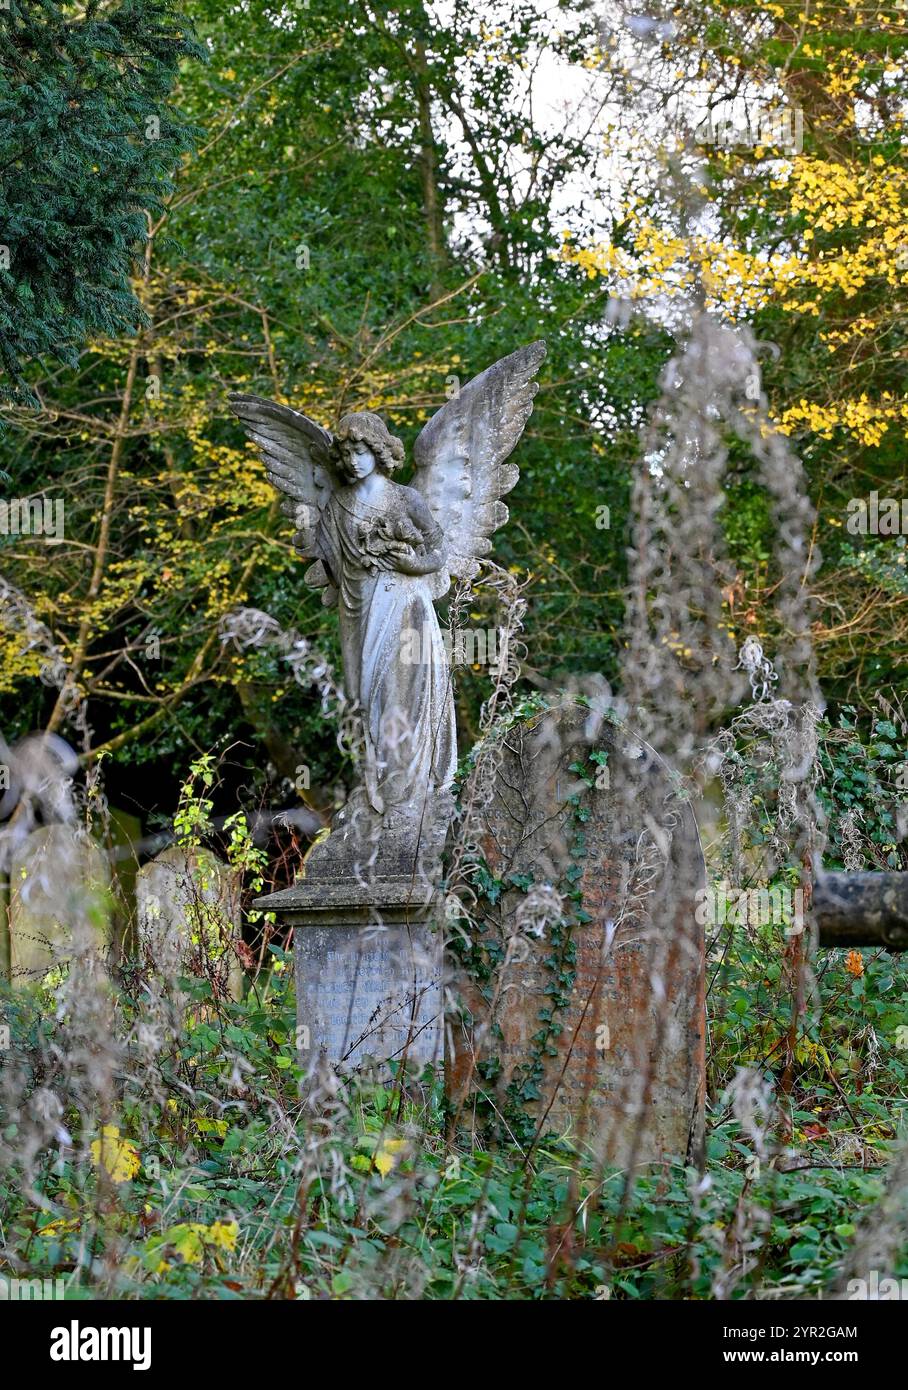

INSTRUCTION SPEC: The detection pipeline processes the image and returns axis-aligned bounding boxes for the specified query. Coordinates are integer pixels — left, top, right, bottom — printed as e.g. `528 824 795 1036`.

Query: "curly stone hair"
334 411 405 479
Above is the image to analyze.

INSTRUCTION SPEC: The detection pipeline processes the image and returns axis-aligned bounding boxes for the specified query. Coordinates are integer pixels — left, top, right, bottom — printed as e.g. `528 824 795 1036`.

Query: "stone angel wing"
229 393 339 606
412 341 545 596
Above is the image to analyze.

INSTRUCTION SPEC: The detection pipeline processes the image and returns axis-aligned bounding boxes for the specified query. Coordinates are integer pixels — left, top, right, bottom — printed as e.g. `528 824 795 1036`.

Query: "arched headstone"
136 846 243 1001
8 825 111 986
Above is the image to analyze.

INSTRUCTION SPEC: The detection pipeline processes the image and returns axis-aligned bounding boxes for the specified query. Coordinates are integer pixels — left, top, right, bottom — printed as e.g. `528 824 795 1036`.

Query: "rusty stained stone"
447 699 706 1168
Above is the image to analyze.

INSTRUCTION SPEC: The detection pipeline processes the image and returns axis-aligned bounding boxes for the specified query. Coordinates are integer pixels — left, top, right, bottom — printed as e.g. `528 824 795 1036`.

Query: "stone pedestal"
257 789 447 1067
256 808 445 1075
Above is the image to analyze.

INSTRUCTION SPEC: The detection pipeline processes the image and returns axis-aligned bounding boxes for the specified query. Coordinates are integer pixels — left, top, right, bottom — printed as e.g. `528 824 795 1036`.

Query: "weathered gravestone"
104 805 142 955
0 870 9 981
136 846 244 1002
446 698 706 1168
8 825 111 985
256 817 445 1077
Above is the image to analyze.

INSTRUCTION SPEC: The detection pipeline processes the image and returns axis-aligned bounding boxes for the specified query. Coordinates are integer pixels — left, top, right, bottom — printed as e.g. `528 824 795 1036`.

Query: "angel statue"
229 340 545 865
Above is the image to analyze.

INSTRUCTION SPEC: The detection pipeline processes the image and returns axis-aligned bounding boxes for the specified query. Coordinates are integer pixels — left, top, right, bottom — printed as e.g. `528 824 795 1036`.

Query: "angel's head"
334 412 405 484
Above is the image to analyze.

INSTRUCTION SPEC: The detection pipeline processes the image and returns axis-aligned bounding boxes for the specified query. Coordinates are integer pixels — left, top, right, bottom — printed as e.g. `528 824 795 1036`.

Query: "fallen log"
815 871 908 950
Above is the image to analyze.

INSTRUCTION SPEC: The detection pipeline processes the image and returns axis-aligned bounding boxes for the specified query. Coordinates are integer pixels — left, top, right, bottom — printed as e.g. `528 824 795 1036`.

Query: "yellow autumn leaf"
373 1138 409 1179
166 1220 238 1263
168 1223 207 1264
40 1216 80 1238
90 1126 141 1183
193 1116 229 1138
206 1220 239 1252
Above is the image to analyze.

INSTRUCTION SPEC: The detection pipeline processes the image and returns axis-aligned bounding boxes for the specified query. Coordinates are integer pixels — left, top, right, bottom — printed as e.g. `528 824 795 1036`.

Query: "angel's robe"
317 481 456 814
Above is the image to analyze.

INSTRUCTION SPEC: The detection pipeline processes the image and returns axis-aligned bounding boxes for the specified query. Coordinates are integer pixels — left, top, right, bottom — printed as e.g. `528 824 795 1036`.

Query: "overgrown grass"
2 922 906 1300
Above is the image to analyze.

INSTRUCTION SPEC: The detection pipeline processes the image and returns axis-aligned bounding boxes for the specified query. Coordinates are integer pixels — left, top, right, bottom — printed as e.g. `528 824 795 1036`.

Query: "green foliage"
0 0 202 401
819 711 908 871
1 1 907 1304
1 956 904 1300
0 0 643 782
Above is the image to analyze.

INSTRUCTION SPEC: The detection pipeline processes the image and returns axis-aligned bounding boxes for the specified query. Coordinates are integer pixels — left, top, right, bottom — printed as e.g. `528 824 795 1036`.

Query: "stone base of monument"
257 789 447 1067
256 808 446 1076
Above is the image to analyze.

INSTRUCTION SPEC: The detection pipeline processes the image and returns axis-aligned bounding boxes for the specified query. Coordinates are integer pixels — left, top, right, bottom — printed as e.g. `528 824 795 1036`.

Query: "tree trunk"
412 39 447 295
